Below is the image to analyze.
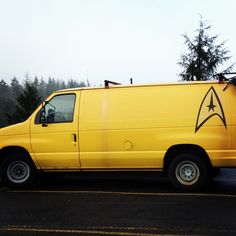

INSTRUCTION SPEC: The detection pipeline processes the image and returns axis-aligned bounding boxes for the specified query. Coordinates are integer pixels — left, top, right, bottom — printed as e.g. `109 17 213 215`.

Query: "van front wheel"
168 153 209 191
0 154 36 187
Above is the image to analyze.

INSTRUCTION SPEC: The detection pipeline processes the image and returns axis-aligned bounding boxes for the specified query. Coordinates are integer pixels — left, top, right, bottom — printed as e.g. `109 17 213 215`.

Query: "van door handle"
72 134 77 142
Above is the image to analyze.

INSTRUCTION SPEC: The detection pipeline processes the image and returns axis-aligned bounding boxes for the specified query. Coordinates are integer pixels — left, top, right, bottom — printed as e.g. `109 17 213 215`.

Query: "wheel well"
163 144 212 171
0 146 33 166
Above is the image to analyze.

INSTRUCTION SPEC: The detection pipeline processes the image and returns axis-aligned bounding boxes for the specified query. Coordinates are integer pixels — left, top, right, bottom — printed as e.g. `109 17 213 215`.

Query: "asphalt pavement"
0 169 236 236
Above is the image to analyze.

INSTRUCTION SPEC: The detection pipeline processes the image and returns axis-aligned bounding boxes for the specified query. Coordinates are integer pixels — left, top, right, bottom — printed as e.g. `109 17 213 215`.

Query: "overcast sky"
0 0 236 86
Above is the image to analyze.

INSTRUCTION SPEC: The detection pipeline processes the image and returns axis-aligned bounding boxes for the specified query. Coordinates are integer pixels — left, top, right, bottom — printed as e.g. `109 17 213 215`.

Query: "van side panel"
79 84 232 169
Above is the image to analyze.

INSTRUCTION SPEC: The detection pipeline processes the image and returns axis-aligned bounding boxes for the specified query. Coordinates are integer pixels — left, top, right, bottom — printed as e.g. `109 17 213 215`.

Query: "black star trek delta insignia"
195 86 226 133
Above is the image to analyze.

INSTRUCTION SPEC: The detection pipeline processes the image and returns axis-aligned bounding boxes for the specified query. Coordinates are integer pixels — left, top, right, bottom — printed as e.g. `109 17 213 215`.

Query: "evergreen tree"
60 81 66 89
9 81 41 123
38 78 47 100
33 76 39 88
86 79 91 87
78 81 86 87
6 77 23 124
46 77 58 96
0 80 12 127
178 17 234 81
67 79 76 88
67 79 86 88
11 77 22 98
0 76 87 127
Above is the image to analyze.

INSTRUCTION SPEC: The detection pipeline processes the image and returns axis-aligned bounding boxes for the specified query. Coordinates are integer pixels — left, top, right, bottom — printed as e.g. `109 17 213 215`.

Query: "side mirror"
40 102 48 127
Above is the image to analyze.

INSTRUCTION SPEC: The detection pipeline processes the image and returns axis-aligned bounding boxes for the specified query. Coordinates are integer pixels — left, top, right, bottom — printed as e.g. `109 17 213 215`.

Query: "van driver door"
30 92 80 170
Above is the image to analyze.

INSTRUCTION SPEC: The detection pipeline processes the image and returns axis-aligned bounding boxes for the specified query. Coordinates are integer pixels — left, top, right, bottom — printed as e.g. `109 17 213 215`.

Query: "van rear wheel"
0 154 36 187
168 153 209 191
209 167 220 180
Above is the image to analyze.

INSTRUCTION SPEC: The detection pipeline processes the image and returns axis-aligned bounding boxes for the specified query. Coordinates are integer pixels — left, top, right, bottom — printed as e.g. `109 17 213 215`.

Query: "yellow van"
0 79 236 190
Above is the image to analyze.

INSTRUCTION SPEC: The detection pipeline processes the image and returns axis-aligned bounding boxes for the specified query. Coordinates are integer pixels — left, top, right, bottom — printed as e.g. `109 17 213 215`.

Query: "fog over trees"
0 76 87 128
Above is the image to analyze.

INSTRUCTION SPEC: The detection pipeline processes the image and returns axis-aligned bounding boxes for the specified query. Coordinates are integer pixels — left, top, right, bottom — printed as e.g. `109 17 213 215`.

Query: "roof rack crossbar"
216 72 236 83
104 80 121 88
218 72 236 75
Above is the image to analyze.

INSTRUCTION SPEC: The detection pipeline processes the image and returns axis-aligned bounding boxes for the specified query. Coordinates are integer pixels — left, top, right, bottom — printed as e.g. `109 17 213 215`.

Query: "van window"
35 94 76 124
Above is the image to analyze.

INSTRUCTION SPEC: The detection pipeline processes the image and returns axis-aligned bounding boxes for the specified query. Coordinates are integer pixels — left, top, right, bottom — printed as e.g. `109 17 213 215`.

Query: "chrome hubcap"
176 161 200 185
7 161 30 184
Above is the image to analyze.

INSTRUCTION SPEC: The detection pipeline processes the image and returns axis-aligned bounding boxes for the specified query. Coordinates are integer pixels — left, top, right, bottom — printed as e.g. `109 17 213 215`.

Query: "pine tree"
9 81 41 124
60 81 66 89
38 78 47 100
0 76 88 127
178 17 234 81
6 77 23 124
33 76 39 88
86 79 91 87
0 80 12 127
11 77 22 98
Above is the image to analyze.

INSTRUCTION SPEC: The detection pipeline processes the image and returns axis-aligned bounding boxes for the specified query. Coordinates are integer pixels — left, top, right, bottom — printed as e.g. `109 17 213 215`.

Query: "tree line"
0 76 88 128
0 17 234 128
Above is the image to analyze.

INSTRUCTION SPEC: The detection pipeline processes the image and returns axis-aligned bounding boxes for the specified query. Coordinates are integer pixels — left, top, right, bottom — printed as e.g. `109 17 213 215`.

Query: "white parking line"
6 189 236 198
1 225 236 235
0 226 176 236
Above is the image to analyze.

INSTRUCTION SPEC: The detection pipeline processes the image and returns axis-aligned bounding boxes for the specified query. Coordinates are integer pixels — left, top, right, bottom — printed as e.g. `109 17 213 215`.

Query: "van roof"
54 80 223 93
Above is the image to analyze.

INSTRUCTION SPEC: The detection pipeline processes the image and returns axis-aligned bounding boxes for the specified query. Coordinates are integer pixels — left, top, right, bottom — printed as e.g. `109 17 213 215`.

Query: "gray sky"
0 0 236 86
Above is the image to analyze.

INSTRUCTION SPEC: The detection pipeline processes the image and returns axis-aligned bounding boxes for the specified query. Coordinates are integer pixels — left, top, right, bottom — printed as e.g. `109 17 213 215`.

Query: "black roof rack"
104 80 121 88
216 72 236 82
104 78 133 88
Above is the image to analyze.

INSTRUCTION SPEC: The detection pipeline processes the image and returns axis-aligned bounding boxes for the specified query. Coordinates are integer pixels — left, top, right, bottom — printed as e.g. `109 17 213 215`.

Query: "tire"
168 153 209 191
209 168 220 180
0 154 36 187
